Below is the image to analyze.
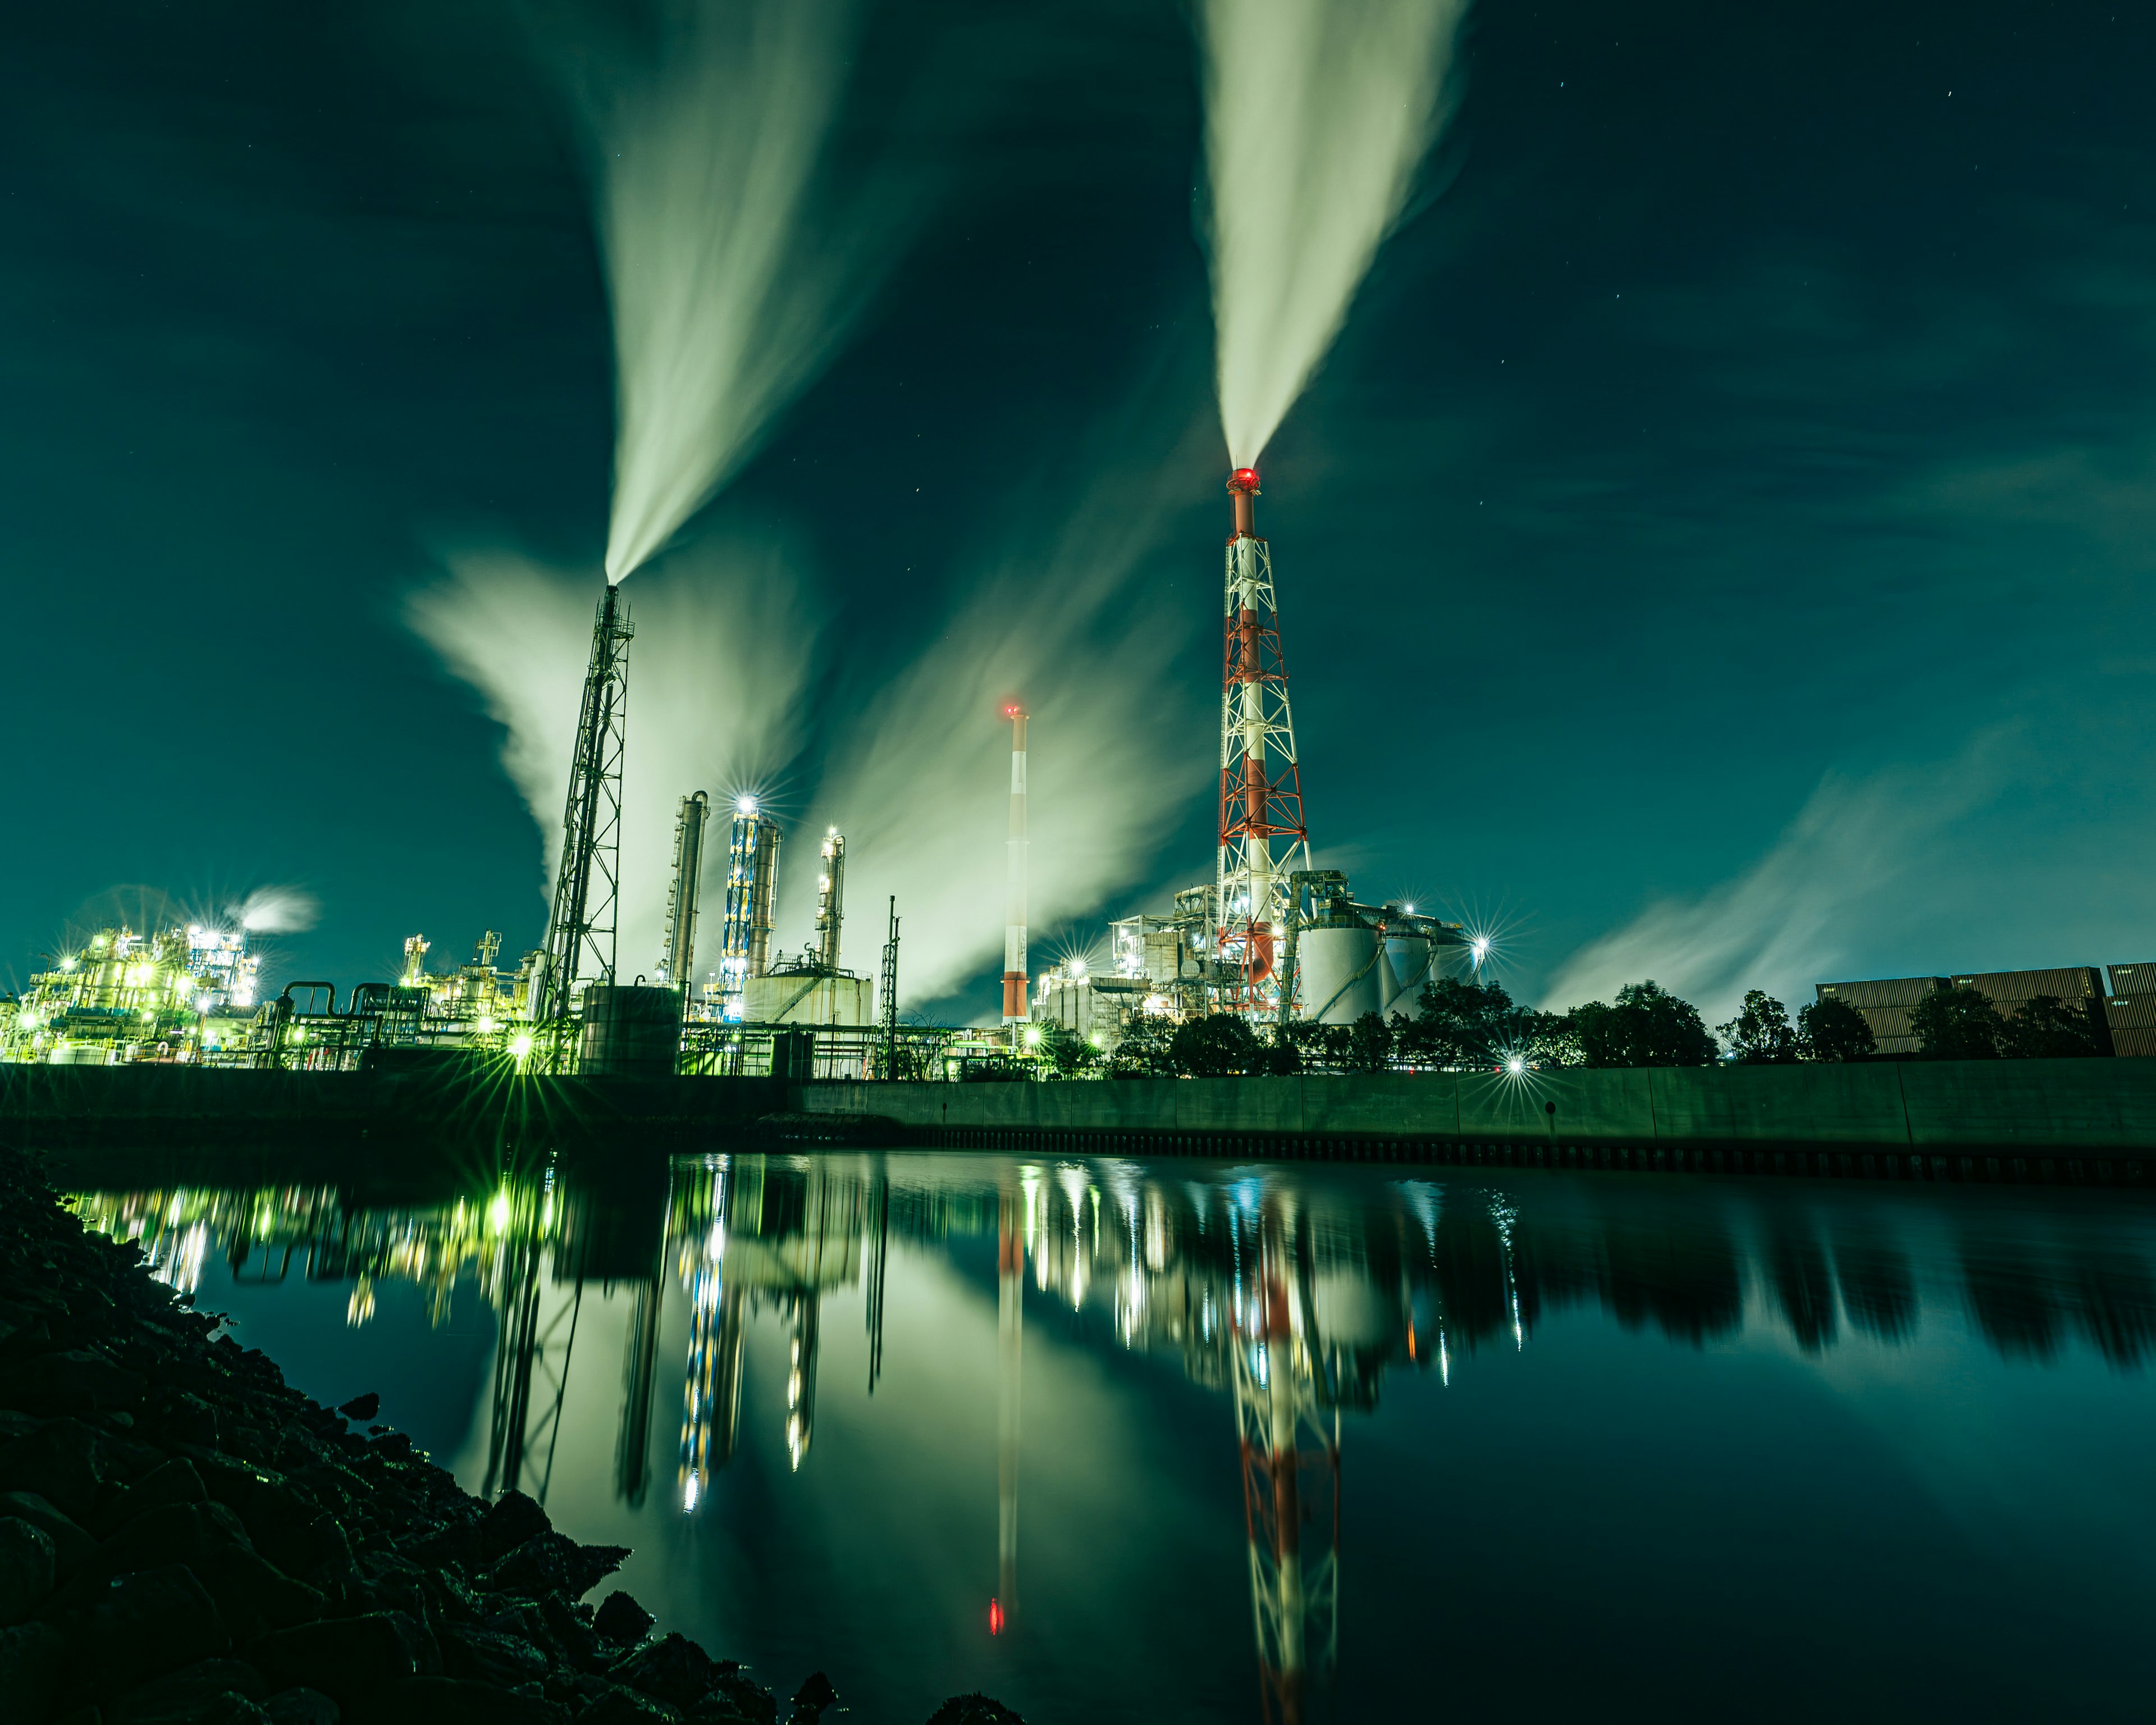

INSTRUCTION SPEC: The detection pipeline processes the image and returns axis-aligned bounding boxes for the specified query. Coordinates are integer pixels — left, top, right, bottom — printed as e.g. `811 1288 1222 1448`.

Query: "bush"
1168 1013 1263 1076
1909 985 2005 1059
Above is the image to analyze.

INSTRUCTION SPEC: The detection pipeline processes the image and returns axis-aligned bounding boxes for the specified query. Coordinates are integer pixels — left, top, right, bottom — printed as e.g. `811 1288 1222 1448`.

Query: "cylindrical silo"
1298 925 1382 1024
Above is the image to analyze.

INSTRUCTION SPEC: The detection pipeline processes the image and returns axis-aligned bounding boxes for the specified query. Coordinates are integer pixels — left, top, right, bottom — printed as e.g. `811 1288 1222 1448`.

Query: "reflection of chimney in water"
785 1293 821 1469
994 1181 1024 1633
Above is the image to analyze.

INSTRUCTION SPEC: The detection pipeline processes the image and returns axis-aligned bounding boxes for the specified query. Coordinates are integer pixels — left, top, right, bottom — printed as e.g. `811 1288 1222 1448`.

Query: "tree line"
1046 975 2111 1079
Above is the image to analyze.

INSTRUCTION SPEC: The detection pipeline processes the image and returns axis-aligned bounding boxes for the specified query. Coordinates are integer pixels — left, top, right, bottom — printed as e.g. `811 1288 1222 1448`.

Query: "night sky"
6 0 2154 1021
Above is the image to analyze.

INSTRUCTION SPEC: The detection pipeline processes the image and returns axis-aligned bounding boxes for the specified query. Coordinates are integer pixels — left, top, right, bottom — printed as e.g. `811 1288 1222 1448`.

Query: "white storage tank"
1298 925 1383 1024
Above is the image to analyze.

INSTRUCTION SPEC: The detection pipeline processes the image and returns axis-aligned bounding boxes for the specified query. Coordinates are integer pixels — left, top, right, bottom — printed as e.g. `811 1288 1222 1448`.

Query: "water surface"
73 1153 2156 1723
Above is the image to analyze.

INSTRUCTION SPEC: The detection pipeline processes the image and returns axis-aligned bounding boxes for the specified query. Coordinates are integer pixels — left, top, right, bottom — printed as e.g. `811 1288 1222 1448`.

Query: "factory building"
2 924 259 1065
1816 967 2112 1055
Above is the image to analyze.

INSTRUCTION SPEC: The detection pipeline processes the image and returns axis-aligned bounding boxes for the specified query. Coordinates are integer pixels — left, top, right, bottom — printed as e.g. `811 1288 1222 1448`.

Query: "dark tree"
1908 985 2005 1059
1718 990 1798 1063
1344 1011 1396 1073
1169 1012 1264 1076
1796 996 1876 1062
1108 1015 1176 1077
2000 994 2107 1059
1039 1021 1103 1076
1400 977 1518 1066
1569 981 1718 1067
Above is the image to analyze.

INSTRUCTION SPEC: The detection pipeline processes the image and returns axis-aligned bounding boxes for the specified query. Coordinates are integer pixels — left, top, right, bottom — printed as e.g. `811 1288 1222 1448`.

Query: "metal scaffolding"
1215 469 1310 1013
534 582 634 1046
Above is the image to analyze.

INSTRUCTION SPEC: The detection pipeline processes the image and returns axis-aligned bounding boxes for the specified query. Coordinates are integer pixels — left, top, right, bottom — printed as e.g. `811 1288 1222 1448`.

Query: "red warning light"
1227 467 1261 494
989 1598 1004 1636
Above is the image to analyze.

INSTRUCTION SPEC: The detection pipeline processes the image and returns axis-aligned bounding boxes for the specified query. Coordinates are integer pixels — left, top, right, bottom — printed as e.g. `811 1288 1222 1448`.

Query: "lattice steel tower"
1215 468 1309 1005
534 582 634 1037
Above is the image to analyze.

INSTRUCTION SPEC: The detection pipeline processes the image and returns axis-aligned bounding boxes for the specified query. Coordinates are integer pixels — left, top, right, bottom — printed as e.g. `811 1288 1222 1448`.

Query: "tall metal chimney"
814 828 846 973
1215 468 1309 1012
1002 706 1029 1025
659 791 711 993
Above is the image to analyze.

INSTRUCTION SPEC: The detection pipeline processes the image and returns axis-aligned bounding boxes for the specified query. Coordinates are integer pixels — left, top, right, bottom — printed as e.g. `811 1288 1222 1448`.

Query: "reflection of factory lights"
488 1191 511 1234
682 1473 700 1512
989 1599 1004 1636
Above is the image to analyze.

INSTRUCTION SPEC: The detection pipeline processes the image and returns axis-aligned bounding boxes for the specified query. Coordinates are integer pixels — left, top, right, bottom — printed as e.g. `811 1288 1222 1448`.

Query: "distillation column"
659 791 711 993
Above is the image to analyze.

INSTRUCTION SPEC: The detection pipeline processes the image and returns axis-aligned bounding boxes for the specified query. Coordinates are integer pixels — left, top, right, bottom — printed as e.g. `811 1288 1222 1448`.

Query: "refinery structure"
3 470 1465 1076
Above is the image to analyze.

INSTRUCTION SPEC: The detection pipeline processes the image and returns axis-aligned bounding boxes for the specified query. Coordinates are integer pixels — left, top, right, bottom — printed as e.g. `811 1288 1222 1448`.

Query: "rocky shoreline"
0 1149 1020 1725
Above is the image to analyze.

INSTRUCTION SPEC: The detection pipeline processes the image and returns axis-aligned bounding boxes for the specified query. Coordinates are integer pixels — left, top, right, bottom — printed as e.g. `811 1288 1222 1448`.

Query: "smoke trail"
1540 737 2017 1022
405 537 819 968
574 0 900 579
803 420 1217 1010
230 887 321 934
1198 0 1468 466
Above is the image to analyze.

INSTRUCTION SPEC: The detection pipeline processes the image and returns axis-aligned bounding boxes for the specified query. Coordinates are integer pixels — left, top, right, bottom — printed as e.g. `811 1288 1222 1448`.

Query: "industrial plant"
4 467 1474 1079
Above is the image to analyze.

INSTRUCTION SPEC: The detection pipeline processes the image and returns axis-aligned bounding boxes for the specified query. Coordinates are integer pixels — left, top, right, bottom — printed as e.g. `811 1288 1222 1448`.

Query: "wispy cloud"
1541 733 2021 1019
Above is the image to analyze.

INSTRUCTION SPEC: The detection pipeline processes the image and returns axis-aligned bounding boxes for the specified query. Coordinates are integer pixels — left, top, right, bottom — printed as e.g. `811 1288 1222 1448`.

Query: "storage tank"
579 984 684 1078
1298 925 1382 1024
742 972 874 1027
1382 935 1436 1017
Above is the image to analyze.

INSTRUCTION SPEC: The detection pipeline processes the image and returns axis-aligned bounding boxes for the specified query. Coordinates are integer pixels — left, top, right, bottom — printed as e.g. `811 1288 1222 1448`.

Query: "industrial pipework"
1002 706 1029 1025
718 796 783 1016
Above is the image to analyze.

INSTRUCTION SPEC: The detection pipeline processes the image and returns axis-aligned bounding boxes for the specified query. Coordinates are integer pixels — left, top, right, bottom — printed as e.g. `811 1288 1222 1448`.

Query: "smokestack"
660 791 712 992
815 828 846 973
1002 706 1029 1024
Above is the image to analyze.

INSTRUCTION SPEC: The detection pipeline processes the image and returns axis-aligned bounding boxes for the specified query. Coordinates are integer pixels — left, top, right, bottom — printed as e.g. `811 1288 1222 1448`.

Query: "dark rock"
579 1686 683 1725
91 1563 232 1695
195 1461 351 1588
263 1689 340 1725
335 1397 379 1425
591 1591 655 1649
157 1394 222 1450
923 1697 1025 1725
0 1416 108 1520
401 1519 481 1575
0 1619 66 1721
208 1538 325 1639
537 1592 606 1673
0 1514 57 1623
484 1531 628 1601
785 1672 837 1725
352 1676 568 1725
0 1489 96 1578
12 1348 149 1416
477 1491 550 1562
99 1459 209 1535
250 1614 417 1710
440 1624 550 1689
610 1635 723 1712
106 1658 269 1724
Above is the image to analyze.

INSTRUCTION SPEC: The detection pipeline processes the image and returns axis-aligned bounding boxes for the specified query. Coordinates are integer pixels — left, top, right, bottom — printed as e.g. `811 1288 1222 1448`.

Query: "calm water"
72 1153 2156 1723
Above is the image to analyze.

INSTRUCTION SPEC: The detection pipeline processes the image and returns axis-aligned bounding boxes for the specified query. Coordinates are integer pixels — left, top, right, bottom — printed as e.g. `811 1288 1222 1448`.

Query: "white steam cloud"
1540 739 2015 1022
1198 0 1468 466
231 887 320 934
405 538 819 970
803 432 1214 1010
581 0 898 579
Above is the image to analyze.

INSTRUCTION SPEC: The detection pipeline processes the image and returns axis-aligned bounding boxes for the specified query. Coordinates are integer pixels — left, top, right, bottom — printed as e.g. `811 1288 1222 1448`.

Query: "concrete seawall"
799 1062 2156 1184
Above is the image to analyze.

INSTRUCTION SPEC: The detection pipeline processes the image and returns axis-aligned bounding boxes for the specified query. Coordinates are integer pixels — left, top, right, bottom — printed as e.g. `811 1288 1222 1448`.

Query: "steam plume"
578 0 897 579
231 887 321 934
405 537 819 968
1540 741 2013 1022
805 422 1216 1008
1198 0 1468 465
